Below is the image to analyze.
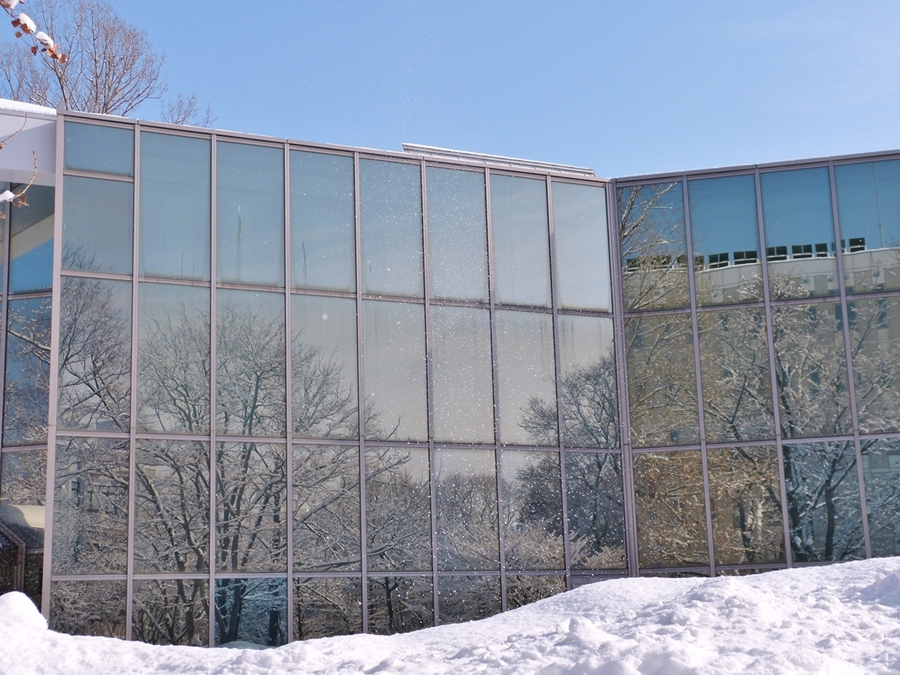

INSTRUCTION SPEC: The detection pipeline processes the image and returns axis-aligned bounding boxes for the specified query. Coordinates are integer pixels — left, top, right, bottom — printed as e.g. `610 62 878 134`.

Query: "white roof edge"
401 143 596 177
0 97 57 119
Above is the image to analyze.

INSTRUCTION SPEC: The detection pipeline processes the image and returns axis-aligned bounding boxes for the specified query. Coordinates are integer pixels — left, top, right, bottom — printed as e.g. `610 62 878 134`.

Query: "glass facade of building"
1 105 900 646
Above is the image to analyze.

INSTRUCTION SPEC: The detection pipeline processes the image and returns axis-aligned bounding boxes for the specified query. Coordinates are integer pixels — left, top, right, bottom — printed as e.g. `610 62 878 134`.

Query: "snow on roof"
0 97 56 117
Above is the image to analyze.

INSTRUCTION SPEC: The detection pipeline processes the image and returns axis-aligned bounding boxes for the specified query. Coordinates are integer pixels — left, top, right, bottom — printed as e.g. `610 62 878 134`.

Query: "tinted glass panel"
552 181 611 310
140 132 211 280
437 575 500 625
9 184 53 293
294 577 362 639
360 159 423 297
496 310 557 446
58 277 131 432
362 301 427 441
132 579 209 646
851 297 900 434
4 297 51 446
50 580 126 638
502 450 564 570
216 142 284 286
292 295 357 439
0 448 46 550
291 150 355 291
861 438 900 558
564 452 625 569
62 176 133 274
64 122 133 176
214 578 287 647
367 576 433 635
491 175 550 307
688 174 762 306
619 181 689 311
431 306 493 444
426 166 488 302
507 575 566 610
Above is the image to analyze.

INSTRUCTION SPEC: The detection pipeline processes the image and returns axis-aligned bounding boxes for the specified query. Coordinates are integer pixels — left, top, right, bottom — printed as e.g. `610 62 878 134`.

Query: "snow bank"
4 558 900 674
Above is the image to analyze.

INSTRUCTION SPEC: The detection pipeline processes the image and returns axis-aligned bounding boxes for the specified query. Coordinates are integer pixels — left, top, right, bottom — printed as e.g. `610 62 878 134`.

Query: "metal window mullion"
353 152 368 633
0 182 11 446
681 176 717 577
755 168 793 568
283 142 295 641
608 179 640 576
208 134 219 646
828 160 871 558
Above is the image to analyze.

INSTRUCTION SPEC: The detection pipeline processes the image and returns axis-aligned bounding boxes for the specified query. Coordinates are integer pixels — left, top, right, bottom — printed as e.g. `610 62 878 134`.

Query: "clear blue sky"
110 0 900 178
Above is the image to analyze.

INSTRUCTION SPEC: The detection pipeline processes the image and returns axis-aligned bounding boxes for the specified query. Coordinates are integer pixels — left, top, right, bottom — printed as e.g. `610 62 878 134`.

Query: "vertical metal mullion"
545 177 572 589
353 152 368 633
755 168 793 568
607 179 639 576
125 123 141 639
0 178 11 445
681 176 716 577
283 143 295 640
208 134 218 646
828 160 871 558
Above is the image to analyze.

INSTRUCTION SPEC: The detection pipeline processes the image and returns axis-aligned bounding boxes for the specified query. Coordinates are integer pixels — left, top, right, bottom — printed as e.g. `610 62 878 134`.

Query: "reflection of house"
1 96 900 645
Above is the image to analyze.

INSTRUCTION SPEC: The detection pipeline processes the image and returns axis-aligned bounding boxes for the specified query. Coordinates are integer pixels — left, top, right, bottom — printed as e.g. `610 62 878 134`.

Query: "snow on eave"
0 97 57 119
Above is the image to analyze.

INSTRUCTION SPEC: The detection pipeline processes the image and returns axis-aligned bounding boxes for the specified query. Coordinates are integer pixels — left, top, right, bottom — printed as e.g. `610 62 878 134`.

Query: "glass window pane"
58 278 131 432
217 289 286 437
360 159 423 297
3 297 50 446
216 141 284 286
362 301 427 442
367 576 433 635
9 184 53 294
62 176 133 274
0 448 46 551
835 160 900 294
861 438 900 558
215 442 287 573
851 297 900 434
64 122 133 176
293 445 360 572
491 175 551 307
292 295 358 439
625 313 699 448
784 442 863 562
564 452 625 569
708 447 784 566
291 150 355 291
506 575 565 610
552 181 611 310
502 450 564 570
52 437 129 574
365 447 431 572
132 579 209 646
294 577 362 639
426 166 488 301
50 580 126 637
761 167 837 300
435 448 499 571
634 451 708 568
437 575 500 625
496 310 557 446
619 181 689 311
689 174 763 306
139 131 211 280
214 578 287 647
134 440 209 574
771 302 851 439
137 283 210 434
431 306 493 444
557 315 618 449
697 308 775 443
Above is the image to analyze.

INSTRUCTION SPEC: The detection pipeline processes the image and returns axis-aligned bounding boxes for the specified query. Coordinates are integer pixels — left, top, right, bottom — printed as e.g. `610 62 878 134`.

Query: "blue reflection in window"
9 185 54 294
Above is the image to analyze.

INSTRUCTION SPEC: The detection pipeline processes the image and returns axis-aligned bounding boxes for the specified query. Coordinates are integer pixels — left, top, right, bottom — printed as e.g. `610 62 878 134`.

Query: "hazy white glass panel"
291 295 357 439
362 300 427 441
491 175 551 307
64 122 133 176
430 306 493 444
360 159 423 297
761 168 836 299
688 174 763 306
835 160 900 294
137 283 210 434
552 181 611 310
367 576 433 634
217 289 286 437
62 176 133 274
291 150 355 291
502 450 564 570
140 132 210 280
214 578 287 647
216 141 284 286
426 166 488 301
58 277 131 432
557 315 617 448
496 310 557 445
9 184 53 293
4 297 51 445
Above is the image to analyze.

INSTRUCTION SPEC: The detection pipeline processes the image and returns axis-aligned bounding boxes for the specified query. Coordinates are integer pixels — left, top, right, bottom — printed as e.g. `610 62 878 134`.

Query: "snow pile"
5 558 900 674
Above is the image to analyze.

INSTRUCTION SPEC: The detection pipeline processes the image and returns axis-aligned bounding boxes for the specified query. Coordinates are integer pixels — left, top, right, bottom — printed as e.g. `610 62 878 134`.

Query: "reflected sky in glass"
836 159 900 249
9 184 53 294
64 122 133 176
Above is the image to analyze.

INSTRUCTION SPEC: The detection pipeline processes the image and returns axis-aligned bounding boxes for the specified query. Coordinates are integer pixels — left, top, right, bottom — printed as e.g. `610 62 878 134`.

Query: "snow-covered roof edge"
0 97 57 118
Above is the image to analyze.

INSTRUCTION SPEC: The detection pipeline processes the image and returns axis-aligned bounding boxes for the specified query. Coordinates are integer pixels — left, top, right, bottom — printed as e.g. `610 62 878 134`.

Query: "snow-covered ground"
5 558 900 674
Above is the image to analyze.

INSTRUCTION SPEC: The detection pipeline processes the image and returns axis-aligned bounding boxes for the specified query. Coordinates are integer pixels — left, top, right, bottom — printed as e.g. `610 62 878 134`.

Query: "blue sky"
109 1 900 178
